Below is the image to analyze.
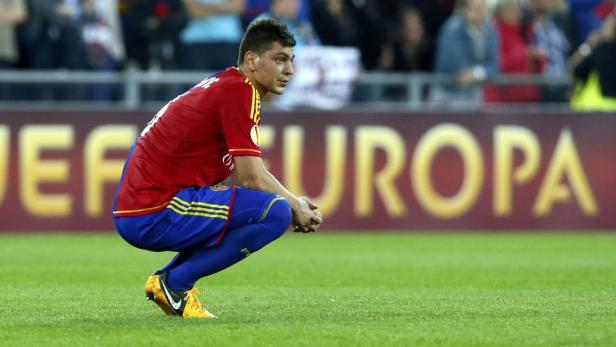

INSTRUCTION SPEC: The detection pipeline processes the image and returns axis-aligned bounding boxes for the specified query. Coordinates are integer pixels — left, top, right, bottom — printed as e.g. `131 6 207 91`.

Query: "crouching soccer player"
112 19 322 319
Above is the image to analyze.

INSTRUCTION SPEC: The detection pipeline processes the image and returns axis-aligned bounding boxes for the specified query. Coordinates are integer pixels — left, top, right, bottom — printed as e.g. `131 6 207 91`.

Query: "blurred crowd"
0 0 615 105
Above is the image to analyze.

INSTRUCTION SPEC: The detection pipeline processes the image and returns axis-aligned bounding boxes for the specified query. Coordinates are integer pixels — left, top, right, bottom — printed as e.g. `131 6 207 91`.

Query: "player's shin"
166 199 292 291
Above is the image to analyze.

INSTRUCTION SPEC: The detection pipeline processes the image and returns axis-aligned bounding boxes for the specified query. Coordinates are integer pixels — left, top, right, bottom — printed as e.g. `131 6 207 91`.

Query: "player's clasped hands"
292 196 322 233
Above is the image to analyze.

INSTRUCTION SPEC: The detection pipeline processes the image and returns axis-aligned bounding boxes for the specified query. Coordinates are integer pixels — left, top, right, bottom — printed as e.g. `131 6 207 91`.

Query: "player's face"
254 42 295 95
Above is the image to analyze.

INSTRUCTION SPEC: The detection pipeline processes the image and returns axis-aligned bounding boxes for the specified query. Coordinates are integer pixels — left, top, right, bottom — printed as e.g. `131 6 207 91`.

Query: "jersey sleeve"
219 81 262 157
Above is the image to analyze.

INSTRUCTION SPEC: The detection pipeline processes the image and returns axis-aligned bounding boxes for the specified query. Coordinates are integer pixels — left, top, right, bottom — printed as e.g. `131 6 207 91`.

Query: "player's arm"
218 80 320 231
228 155 322 232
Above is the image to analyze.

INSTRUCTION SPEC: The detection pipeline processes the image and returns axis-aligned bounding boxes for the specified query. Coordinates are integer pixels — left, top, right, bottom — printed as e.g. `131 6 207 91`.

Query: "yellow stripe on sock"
259 196 286 223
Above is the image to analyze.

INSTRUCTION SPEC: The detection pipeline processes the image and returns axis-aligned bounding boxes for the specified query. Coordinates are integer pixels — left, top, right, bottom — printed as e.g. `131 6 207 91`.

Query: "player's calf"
156 194 292 295
250 196 292 251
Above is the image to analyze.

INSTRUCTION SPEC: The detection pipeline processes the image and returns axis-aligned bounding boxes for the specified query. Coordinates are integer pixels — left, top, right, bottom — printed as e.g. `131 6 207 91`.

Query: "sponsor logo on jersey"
222 153 235 171
250 125 260 146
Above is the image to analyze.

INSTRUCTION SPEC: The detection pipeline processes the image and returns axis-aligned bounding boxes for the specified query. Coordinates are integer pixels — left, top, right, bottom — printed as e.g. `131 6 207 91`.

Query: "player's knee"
262 197 292 237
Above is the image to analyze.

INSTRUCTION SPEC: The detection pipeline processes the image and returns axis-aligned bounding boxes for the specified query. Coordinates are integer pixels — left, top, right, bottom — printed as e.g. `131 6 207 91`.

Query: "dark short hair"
237 19 296 65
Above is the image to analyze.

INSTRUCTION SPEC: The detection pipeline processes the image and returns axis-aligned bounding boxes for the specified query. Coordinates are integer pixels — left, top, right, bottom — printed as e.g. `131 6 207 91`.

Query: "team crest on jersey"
210 184 230 192
250 125 260 146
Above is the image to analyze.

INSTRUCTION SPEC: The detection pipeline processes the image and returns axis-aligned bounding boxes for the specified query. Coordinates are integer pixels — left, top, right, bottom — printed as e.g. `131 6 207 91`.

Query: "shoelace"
184 287 206 312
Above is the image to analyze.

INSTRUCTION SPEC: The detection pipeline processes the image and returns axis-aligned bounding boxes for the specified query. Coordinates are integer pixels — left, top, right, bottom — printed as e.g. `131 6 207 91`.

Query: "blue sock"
165 196 291 291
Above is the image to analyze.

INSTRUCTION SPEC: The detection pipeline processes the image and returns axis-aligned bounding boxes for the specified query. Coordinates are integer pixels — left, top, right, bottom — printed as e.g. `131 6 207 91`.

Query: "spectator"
524 0 571 101
351 0 385 70
81 0 125 101
0 0 27 69
18 0 89 100
431 0 499 105
180 0 245 71
402 0 456 66
569 11 616 109
376 7 431 101
241 0 269 27
485 0 543 103
349 0 402 70
82 0 124 68
256 0 320 48
241 0 312 28
0 0 26 100
567 0 614 47
22 0 89 70
120 0 187 70
380 6 432 72
311 0 360 47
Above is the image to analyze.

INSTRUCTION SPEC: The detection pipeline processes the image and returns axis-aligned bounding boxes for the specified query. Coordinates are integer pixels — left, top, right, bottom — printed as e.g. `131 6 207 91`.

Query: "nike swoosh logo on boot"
160 277 182 310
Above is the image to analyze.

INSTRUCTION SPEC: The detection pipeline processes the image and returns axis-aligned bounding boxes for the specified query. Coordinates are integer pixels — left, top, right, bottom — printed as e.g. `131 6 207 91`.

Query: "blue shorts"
114 185 282 252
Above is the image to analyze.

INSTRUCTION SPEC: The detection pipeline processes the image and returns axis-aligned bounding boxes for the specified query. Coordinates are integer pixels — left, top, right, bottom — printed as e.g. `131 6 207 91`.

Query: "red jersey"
114 67 262 217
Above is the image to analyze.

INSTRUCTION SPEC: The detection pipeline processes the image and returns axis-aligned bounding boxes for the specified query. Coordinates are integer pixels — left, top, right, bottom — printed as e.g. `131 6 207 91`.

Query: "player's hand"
293 209 322 233
291 197 322 233
299 196 318 210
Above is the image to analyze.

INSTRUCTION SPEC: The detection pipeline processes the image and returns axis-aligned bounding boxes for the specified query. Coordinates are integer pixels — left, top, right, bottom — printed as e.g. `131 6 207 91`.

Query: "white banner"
275 46 361 110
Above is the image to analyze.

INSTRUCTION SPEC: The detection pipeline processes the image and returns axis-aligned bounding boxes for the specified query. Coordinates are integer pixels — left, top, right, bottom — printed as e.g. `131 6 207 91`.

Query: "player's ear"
245 51 259 72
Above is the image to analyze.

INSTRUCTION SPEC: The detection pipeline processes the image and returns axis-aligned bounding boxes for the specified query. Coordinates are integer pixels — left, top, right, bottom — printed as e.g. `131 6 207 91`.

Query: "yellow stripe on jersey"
249 84 257 122
171 197 229 211
167 204 228 220
255 93 261 124
244 78 260 124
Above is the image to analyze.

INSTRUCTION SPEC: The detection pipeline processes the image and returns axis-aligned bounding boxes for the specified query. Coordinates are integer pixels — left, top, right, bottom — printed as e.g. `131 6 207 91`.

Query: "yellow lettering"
259 125 275 170
355 126 407 217
283 126 346 216
85 125 137 217
412 124 483 219
533 128 598 216
0 125 8 205
494 126 541 216
19 125 74 217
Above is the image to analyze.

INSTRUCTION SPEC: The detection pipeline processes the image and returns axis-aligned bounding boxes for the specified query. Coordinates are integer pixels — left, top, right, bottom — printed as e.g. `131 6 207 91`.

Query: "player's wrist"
288 196 303 211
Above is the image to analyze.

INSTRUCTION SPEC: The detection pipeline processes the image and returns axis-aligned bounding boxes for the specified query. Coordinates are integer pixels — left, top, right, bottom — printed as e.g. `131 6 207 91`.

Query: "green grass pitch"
1 232 615 346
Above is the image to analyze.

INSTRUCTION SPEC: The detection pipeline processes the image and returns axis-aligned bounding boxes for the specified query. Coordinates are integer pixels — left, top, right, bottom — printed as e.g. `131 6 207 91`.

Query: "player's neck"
237 66 267 96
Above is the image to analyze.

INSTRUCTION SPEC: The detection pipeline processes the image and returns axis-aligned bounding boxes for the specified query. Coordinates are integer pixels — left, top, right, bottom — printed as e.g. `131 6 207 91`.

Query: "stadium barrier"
0 109 614 231
0 69 573 108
